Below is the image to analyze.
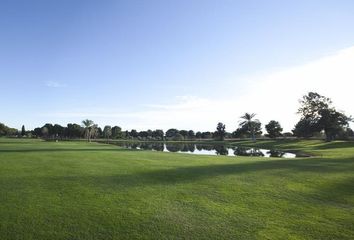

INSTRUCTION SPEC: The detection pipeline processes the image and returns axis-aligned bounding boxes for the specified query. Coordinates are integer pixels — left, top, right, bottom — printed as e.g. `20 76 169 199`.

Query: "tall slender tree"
90 124 99 140
21 125 26 136
82 119 94 142
215 122 226 141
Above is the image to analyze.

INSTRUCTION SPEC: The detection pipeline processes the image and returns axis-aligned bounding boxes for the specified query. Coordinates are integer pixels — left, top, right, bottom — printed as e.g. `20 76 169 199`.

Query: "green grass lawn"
0 138 353 239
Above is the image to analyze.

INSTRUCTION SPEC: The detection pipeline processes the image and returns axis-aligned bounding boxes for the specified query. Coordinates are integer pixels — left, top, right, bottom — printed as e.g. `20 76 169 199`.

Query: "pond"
110 142 300 158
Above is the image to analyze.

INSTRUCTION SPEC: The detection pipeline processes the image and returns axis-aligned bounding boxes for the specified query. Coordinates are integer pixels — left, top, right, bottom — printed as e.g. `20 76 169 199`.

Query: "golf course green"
0 138 353 239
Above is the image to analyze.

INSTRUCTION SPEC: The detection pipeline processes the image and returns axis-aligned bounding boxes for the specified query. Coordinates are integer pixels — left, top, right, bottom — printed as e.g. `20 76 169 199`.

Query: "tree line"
0 118 287 141
0 92 352 142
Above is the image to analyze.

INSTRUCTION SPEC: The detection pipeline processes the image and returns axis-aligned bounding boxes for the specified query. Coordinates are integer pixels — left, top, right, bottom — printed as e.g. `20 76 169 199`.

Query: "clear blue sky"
1 0 354 131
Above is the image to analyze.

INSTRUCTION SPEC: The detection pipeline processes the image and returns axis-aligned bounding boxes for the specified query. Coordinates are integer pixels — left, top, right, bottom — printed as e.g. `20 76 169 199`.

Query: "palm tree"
90 124 99 140
82 119 94 142
103 125 112 143
239 113 259 141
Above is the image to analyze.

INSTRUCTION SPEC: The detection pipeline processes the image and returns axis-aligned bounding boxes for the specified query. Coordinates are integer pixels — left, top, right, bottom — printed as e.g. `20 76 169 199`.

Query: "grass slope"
0 138 353 239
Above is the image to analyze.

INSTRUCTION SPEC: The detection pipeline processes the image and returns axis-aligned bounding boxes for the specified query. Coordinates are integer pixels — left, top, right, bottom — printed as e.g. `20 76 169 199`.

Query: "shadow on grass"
125 157 353 184
2 156 353 214
311 177 354 202
1 156 353 240
30 156 354 191
313 141 354 150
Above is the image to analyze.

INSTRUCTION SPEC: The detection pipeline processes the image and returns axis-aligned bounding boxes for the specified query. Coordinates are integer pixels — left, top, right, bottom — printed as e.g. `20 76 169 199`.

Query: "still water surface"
111 142 298 158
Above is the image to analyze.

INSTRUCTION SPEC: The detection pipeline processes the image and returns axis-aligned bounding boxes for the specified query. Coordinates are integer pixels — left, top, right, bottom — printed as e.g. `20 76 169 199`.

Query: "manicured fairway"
0 138 353 239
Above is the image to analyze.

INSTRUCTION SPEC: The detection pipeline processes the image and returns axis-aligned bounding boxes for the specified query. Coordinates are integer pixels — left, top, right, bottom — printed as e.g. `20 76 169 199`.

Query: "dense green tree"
282 132 294 138
172 133 184 141
122 130 129 139
234 120 262 139
41 127 49 138
318 108 352 141
0 123 6 136
337 127 354 139
179 130 188 139
152 129 164 140
195 131 202 139
265 120 283 139
42 123 54 138
187 130 195 139
298 92 332 121
239 113 261 141
166 129 179 139
0 123 18 136
138 131 148 139
147 130 153 139
201 131 212 139
215 122 226 141
33 127 42 137
91 125 101 139
232 127 247 138
8 128 18 136
225 132 233 139
293 118 318 139
53 124 65 139
84 124 100 140
66 123 84 138
296 92 352 141
130 129 138 138
112 126 122 139
103 125 112 141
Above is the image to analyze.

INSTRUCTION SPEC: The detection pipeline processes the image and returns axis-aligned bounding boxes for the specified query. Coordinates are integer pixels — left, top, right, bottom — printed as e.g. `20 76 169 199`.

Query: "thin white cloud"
239 45 354 131
43 46 354 132
44 81 67 88
134 46 354 132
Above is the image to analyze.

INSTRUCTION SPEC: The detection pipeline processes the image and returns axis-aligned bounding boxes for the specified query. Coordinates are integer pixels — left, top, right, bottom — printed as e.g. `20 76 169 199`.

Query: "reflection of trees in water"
181 144 189 152
196 144 203 151
166 144 183 152
152 143 164 151
140 143 152 150
113 142 288 158
249 149 264 157
116 142 165 151
165 144 196 152
215 145 228 155
130 143 139 149
267 150 285 157
187 144 195 152
140 142 165 151
234 147 248 156
234 147 264 157
196 144 214 151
